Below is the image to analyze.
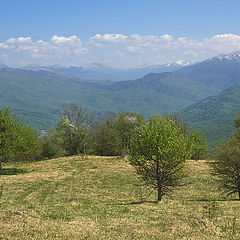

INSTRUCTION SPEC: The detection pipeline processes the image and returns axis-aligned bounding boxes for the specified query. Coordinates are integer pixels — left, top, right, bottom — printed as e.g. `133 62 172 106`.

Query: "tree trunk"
157 183 162 201
156 159 162 202
238 185 240 200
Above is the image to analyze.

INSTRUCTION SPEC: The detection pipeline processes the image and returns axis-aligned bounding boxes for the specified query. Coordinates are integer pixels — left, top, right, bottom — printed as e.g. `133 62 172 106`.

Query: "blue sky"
1 0 240 67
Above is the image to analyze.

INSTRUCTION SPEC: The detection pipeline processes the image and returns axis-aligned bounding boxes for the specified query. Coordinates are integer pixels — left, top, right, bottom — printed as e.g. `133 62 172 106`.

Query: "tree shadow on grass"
115 200 159 205
188 198 240 202
0 168 27 175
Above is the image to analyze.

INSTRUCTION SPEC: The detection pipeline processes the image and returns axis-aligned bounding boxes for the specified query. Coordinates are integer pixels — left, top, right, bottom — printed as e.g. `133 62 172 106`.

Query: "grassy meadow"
0 156 240 239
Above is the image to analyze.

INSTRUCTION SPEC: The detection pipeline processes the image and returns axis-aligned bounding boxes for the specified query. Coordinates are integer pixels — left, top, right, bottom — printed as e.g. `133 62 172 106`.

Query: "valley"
1 52 240 148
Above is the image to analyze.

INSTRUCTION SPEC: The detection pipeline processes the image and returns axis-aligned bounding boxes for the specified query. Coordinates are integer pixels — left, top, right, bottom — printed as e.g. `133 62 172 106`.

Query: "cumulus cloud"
0 35 87 66
89 33 128 47
0 43 12 49
202 34 240 52
6 37 32 43
1 33 240 67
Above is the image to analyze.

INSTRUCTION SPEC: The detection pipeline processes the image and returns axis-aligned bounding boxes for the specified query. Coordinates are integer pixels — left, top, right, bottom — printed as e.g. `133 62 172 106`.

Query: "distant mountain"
0 63 8 69
22 60 192 81
176 51 240 90
0 69 210 129
3 50 240 145
180 84 240 149
101 72 214 104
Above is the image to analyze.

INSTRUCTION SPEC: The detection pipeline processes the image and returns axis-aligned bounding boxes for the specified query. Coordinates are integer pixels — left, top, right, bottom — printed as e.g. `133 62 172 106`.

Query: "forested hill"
180 84 240 149
0 69 212 129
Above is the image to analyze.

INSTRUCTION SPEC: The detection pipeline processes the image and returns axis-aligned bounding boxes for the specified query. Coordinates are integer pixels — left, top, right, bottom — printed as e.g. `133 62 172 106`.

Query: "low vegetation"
1 156 240 239
0 108 40 170
212 113 240 199
1 106 240 238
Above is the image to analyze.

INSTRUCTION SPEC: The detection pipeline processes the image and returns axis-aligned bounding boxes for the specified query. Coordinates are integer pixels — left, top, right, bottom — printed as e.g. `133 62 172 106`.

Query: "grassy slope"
0 156 240 239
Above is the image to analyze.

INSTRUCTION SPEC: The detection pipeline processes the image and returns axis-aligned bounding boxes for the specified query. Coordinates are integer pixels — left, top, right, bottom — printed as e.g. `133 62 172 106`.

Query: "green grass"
0 156 240 239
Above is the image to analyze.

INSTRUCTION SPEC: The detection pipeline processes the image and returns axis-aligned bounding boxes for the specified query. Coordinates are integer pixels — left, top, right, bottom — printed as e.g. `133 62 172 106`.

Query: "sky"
1 0 240 68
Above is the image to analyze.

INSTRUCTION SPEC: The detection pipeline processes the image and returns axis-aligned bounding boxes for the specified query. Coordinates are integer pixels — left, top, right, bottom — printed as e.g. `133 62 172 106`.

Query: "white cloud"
1 33 240 67
0 43 12 49
0 35 87 66
6 37 32 43
91 33 128 42
89 33 128 47
202 34 240 52
51 35 80 44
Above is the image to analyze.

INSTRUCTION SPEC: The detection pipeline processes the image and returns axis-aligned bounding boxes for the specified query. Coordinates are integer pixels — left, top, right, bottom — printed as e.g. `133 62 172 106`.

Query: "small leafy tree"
40 138 59 159
213 137 240 199
94 113 121 156
40 129 66 159
94 112 144 156
115 112 144 156
56 104 93 156
212 113 240 199
190 130 208 160
128 114 194 202
0 108 40 170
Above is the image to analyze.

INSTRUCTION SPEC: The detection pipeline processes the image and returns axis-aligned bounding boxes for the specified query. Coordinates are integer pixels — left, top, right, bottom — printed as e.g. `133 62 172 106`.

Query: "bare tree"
56 104 93 157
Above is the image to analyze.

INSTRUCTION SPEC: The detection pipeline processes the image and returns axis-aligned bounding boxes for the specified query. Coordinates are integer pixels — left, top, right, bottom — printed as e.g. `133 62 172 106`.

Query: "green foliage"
213 138 240 199
39 128 66 159
55 104 93 156
189 130 208 160
128 114 194 201
234 112 240 130
114 112 145 156
212 113 240 199
40 138 59 159
0 108 40 169
181 84 240 150
0 69 215 130
94 114 121 156
94 112 144 156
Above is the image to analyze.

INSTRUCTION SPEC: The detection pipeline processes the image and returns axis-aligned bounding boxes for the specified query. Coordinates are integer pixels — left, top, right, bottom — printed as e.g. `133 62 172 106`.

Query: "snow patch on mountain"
207 51 240 62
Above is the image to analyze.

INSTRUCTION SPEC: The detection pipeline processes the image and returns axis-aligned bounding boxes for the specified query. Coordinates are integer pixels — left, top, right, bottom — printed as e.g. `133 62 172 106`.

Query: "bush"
0 108 40 170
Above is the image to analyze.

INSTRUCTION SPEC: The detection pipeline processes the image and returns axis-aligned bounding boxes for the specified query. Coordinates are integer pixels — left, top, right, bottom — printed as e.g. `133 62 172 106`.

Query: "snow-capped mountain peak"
207 51 240 63
140 60 193 69
166 60 193 67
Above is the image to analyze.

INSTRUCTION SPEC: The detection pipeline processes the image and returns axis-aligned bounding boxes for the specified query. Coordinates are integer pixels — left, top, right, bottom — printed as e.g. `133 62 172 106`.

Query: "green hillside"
177 57 240 91
180 84 240 149
0 69 213 129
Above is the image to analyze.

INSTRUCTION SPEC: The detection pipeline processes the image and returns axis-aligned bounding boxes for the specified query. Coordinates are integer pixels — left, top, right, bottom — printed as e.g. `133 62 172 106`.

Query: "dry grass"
0 157 240 239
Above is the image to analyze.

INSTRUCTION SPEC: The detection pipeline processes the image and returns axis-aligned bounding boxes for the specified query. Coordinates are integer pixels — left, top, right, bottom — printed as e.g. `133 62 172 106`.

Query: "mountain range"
1 52 240 149
177 51 240 91
11 60 193 81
